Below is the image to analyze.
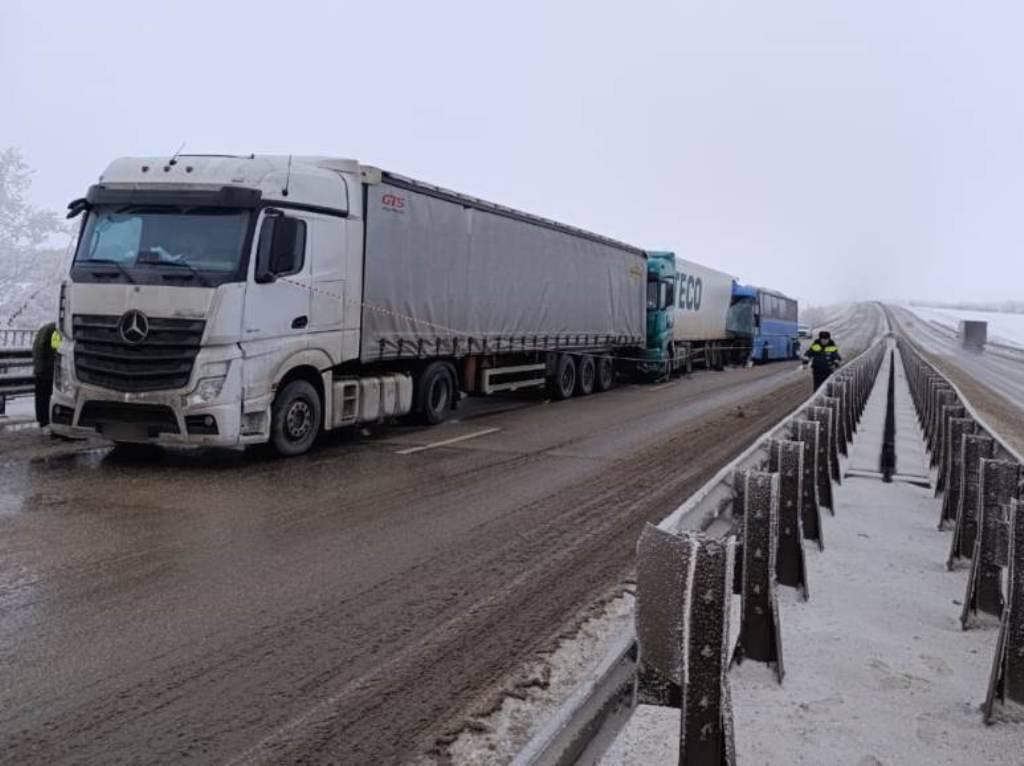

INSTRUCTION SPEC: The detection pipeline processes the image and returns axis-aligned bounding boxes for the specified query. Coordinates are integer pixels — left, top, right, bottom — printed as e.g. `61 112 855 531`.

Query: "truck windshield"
72 205 250 285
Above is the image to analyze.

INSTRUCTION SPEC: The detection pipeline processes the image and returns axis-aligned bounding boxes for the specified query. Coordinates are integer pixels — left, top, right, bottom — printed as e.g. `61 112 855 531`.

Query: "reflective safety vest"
805 341 840 370
50 329 62 351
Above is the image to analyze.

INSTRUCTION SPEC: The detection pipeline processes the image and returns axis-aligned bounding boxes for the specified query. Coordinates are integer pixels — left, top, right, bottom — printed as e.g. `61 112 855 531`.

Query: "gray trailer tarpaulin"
360 176 647 362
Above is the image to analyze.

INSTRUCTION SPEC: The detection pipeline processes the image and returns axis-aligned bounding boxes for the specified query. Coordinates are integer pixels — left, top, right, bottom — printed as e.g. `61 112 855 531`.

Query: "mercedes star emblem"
119 310 150 344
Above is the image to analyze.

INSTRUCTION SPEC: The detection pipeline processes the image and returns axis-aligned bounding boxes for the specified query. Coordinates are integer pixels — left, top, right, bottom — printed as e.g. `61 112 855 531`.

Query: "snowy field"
903 305 1024 349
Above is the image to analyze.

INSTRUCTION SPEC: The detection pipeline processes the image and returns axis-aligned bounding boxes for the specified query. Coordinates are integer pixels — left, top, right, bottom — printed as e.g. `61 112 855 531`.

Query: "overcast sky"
3 0 1022 306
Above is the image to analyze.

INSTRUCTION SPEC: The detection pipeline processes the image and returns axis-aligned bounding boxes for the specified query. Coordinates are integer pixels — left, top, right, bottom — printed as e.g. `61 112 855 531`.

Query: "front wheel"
270 379 322 457
416 361 456 425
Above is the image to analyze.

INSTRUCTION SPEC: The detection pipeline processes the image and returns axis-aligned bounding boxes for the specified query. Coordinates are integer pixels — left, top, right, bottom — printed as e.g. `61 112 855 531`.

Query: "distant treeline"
910 300 1024 315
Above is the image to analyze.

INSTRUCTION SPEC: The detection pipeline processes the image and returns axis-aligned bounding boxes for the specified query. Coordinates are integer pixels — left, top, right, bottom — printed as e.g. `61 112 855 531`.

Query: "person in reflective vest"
803 331 841 390
32 322 58 425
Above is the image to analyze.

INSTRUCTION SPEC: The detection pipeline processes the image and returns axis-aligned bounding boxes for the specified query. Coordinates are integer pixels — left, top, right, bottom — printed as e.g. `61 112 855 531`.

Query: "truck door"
243 208 313 344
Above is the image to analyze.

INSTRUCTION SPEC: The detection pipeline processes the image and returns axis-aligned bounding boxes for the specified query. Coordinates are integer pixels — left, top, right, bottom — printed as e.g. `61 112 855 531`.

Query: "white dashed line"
395 427 501 455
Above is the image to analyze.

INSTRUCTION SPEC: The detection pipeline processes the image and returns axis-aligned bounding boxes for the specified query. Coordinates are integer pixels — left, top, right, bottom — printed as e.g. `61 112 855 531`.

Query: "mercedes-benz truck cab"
50 154 648 456
52 155 373 456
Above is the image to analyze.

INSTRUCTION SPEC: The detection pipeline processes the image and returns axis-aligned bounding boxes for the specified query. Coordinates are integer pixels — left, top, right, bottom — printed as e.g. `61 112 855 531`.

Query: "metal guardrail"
0 346 34 416
514 334 888 766
896 335 1024 724
0 329 35 348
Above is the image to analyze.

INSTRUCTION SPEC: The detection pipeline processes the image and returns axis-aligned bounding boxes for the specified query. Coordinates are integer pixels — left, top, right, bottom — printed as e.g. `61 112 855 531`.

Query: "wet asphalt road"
0 342 866 764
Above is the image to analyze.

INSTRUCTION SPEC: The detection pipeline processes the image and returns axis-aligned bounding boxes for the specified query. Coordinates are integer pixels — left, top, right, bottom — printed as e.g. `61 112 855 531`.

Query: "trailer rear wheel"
595 356 615 392
548 354 577 400
270 379 322 457
417 361 456 425
575 355 596 396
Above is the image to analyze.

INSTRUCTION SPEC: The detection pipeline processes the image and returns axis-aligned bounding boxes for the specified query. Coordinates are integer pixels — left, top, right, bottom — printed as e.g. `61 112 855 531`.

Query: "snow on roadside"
435 591 635 765
904 304 1024 349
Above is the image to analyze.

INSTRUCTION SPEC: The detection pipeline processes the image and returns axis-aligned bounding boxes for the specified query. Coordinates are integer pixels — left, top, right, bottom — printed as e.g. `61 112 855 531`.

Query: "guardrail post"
825 381 850 453
924 375 946 443
770 440 808 599
731 471 746 596
935 404 966 493
928 389 956 464
940 418 976 529
636 524 736 765
949 434 996 568
731 470 784 683
806 409 834 513
808 404 840 491
820 397 843 480
984 499 1024 723
962 460 1020 628
794 420 824 550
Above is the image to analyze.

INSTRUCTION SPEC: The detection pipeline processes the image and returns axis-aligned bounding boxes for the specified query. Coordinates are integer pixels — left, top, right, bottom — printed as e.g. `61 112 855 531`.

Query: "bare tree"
0 147 63 259
0 148 68 327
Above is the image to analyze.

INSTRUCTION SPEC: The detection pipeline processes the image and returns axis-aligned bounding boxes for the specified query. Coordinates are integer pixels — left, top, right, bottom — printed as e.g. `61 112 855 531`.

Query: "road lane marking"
395 427 501 455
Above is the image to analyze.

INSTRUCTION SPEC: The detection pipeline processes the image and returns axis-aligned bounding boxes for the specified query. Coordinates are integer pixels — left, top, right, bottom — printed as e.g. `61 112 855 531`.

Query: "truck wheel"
270 379 322 457
595 356 615 392
417 361 456 425
548 354 576 400
576 355 596 396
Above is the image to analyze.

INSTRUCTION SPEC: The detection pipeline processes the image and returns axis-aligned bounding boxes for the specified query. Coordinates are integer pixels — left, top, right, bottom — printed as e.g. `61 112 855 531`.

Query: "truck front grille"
79 401 180 434
73 314 205 392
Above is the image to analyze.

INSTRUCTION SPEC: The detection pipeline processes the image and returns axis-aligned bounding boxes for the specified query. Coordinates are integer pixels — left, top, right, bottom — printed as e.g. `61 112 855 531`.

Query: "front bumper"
48 345 261 448
50 386 246 447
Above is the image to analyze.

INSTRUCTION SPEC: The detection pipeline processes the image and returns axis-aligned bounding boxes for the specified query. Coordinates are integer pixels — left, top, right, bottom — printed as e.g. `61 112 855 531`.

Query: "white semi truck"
50 155 647 455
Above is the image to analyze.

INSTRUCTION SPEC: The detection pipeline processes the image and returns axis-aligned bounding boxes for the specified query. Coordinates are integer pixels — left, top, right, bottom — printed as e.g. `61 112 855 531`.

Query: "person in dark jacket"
803 331 841 391
31 322 58 426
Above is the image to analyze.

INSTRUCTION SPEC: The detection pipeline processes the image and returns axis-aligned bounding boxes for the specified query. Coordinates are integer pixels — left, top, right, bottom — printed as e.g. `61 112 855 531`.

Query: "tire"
575 355 596 396
548 354 577 400
595 356 615 392
270 379 322 457
416 361 456 425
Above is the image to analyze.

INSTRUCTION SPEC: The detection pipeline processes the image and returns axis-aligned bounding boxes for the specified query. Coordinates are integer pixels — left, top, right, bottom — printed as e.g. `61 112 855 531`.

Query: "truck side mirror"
255 212 306 283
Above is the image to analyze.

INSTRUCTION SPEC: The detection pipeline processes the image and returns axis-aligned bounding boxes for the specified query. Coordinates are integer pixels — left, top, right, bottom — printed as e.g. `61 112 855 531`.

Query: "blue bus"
728 284 800 362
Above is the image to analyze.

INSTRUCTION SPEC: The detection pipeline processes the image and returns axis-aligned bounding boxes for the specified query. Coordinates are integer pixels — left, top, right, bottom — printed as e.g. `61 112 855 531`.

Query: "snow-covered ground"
903 305 1024 349
599 346 1023 765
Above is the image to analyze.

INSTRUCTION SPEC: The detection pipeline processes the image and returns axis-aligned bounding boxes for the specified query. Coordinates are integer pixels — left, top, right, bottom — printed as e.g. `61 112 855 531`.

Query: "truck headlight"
194 376 227 403
53 355 70 394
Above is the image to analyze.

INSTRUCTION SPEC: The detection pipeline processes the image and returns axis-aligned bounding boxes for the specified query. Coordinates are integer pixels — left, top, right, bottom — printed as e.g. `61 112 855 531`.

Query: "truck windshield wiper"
155 259 212 287
88 259 137 284
136 248 212 287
